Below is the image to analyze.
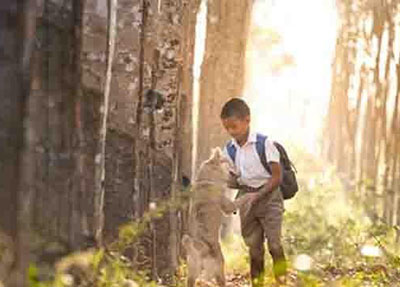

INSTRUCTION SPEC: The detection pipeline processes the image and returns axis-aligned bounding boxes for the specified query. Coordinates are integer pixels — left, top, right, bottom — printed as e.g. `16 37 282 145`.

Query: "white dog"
182 147 240 287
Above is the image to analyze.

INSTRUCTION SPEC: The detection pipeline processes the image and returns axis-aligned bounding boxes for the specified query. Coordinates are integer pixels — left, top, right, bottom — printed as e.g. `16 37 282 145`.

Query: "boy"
220 98 287 286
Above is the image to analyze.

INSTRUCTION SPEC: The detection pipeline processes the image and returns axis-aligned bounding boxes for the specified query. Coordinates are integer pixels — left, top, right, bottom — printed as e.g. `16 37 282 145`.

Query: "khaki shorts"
238 188 284 250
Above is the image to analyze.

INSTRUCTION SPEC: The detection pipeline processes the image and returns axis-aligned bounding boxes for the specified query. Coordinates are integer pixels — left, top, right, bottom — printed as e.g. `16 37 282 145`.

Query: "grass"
31 147 400 286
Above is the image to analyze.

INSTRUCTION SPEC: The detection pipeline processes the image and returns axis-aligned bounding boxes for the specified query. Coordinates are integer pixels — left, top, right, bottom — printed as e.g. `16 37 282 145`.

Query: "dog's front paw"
233 194 248 209
227 172 240 189
220 196 237 214
234 193 258 215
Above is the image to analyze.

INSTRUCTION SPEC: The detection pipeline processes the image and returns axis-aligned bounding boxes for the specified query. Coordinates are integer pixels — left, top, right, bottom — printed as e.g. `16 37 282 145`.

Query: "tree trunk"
0 0 36 286
94 0 118 246
326 0 400 225
196 0 253 170
70 0 86 249
382 5 395 224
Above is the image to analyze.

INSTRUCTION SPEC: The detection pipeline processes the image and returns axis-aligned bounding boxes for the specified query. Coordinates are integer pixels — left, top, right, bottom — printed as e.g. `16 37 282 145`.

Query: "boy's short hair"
220 97 250 119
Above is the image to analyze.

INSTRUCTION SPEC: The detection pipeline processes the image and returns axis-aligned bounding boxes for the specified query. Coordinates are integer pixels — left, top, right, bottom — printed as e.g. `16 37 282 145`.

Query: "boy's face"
221 116 250 144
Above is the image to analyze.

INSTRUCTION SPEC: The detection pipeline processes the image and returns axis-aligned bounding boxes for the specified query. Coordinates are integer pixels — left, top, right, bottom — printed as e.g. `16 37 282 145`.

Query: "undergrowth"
30 147 400 286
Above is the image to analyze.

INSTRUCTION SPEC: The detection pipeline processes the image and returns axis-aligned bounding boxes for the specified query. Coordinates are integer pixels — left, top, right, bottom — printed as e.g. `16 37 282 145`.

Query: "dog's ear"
221 153 235 171
220 153 230 164
210 147 222 162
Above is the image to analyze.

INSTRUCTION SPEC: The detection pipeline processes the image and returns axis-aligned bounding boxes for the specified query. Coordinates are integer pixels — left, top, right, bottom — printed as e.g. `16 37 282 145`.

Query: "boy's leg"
240 206 265 287
258 189 287 279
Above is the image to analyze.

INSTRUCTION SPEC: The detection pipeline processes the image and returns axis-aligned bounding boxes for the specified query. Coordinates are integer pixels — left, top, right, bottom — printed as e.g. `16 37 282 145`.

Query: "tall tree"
196 0 253 171
0 0 36 286
325 0 400 228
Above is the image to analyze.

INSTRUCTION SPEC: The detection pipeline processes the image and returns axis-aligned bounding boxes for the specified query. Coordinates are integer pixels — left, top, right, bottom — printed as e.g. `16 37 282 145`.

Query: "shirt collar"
232 131 257 148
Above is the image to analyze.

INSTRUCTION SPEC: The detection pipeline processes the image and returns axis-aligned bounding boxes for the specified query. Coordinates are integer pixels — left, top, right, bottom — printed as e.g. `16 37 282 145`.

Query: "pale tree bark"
382 3 396 224
395 52 400 239
180 0 201 182
94 0 118 245
384 78 399 225
324 1 352 174
0 0 36 286
365 6 384 218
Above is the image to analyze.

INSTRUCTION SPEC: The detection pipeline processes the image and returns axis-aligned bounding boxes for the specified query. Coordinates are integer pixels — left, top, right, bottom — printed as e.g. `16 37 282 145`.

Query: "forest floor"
30 148 400 287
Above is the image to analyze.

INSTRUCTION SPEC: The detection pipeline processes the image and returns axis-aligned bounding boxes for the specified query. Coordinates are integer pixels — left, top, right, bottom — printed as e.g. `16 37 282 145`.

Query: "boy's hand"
234 192 261 209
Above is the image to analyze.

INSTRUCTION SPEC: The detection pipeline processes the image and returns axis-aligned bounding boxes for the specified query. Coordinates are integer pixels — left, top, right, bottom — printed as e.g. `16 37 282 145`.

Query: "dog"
182 147 238 287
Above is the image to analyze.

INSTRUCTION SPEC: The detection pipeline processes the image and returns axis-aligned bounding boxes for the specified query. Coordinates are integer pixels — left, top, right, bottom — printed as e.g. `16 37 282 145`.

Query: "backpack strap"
226 140 237 163
227 134 273 175
255 133 272 174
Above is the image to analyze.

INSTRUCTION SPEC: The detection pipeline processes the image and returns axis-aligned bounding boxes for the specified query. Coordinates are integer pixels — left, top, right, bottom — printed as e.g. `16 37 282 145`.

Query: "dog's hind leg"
187 254 201 287
187 261 200 287
215 272 226 287
215 258 226 287
217 246 227 287
187 276 196 287
211 248 226 287
183 235 204 287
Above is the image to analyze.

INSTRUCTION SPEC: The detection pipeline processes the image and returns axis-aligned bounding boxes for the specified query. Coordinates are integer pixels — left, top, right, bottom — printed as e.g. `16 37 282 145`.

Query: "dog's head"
195 147 232 184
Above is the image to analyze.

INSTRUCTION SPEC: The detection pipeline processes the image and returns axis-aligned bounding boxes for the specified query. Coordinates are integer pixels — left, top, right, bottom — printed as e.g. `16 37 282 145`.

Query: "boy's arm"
258 139 281 197
258 162 281 198
240 162 281 205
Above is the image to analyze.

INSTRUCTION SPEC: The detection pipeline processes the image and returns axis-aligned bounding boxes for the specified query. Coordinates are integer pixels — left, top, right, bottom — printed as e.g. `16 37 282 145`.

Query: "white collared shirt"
223 132 280 188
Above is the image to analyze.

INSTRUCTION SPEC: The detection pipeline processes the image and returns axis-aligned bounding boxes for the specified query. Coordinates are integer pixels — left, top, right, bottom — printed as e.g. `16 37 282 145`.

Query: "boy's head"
220 98 250 143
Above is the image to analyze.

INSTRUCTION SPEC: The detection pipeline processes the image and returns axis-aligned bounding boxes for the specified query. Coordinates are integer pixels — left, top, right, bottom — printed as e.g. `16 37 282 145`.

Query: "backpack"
226 133 298 200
